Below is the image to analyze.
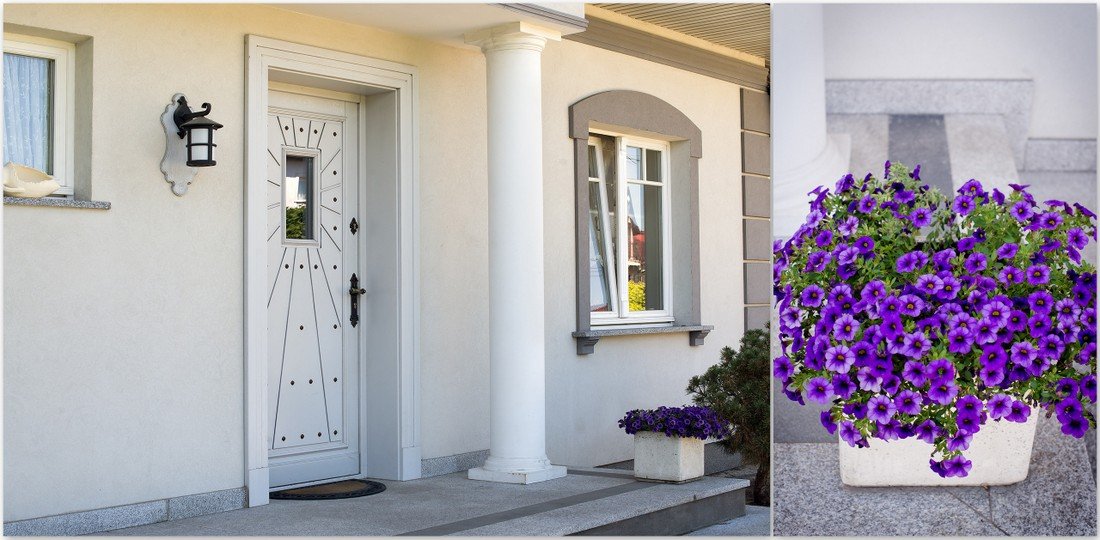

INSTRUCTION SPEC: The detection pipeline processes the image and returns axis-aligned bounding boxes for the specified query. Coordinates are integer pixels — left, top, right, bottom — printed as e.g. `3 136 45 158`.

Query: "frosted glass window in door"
284 155 315 241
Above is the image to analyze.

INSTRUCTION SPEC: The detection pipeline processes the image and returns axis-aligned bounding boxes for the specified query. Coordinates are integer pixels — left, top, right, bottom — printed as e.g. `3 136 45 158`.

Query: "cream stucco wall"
3 3 748 521
3 4 490 522
541 40 745 467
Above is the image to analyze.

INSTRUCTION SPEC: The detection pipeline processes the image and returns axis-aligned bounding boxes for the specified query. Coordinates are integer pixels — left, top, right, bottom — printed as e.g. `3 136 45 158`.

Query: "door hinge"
350 218 359 235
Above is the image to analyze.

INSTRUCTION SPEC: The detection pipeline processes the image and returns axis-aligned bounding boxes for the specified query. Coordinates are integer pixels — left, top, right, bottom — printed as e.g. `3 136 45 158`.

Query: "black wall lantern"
172 96 223 167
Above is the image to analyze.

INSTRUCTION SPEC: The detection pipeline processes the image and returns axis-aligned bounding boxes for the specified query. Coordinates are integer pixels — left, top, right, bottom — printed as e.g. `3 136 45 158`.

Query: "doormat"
270 479 386 500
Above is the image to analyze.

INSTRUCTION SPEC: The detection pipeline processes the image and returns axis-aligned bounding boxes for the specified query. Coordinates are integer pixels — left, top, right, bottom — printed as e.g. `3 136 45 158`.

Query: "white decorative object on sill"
838 414 1038 487
633 431 705 483
3 162 60 198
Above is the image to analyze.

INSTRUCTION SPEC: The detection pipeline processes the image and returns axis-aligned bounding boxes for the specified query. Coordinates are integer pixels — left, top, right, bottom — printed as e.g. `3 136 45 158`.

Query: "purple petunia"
952 195 975 215
773 356 794 379
805 377 833 404
1010 201 1034 221
909 207 932 227
902 361 928 387
915 274 944 295
996 243 1019 260
928 380 959 405
999 266 1024 285
1038 211 1063 230
825 345 855 372
867 395 897 423
963 252 988 274
1026 264 1050 286
1005 400 1031 423
832 315 860 343
801 285 825 307
987 394 1013 420
831 373 856 399
839 421 864 447
894 390 923 415
857 196 877 213
854 235 875 254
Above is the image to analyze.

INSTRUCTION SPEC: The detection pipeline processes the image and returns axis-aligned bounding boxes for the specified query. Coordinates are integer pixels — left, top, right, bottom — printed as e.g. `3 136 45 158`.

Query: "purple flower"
987 394 1013 419
996 243 1019 260
947 430 975 451
1055 398 1083 422
915 274 944 296
899 294 925 317
895 390 923 415
963 252 988 273
973 319 998 345
895 189 916 205
1027 315 1051 338
999 266 1024 285
979 364 1005 386
815 229 834 247
1083 375 1097 402
933 249 957 270
957 237 977 252
825 345 855 372
831 373 856 399
902 332 931 359
1010 201 1034 222
937 275 961 300
857 196 877 213
1026 264 1050 286
895 251 925 273
806 251 830 272
1009 342 1037 367
838 216 859 237
980 300 1010 327
839 421 864 447
926 358 956 382
915 420 940 443
820 411 838 435
853 235 876 254
832 315 860 343
867 395 897 423
1028 290 1054 314
800 285 825 307
805 377 833 404
1060 415 1089 438
909 207 932 227
956 395 983 419
902 361 928 387
1005 400 1031 423
952 195 975 216
928 380 959 405
942 455 973 478
947 327 974 355
773 356 794 379
959 179 984 198
1005 310 1027 332
861 280 887 303
1068 228 1089 250
1038 211 1063 230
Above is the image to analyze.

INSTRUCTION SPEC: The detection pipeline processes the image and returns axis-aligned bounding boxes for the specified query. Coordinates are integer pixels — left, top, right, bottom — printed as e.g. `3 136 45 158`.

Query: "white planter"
838 414 1038 486
633 431 705 483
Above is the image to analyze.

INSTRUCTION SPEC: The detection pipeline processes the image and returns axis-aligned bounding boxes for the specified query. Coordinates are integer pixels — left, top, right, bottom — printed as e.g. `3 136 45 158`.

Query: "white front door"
267 88 361 488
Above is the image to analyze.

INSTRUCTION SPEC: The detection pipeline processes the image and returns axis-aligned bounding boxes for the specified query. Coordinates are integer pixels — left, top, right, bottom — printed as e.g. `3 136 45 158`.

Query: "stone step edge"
451 476 750 536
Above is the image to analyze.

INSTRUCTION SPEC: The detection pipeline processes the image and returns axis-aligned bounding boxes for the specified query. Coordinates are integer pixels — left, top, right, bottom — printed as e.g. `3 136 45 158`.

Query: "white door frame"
245 35 421 507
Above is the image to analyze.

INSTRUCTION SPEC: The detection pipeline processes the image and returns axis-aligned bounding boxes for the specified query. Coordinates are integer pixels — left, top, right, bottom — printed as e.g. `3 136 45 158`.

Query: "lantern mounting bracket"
172 96 213 138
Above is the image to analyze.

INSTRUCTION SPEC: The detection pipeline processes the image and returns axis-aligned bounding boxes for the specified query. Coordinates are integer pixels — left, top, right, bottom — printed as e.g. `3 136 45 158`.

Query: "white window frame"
3 33 76 196
589 129 673 326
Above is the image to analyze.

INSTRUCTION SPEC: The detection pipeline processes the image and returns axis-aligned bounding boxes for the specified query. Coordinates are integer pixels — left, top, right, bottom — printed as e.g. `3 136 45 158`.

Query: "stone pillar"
465 22 567 485
772 4 850 237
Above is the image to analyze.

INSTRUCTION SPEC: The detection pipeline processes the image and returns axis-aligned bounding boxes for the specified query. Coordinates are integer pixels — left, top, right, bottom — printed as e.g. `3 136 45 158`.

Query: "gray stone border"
4 196 110 210
421 449 490 478
1023 138 1097 172
825 79 1034 165
740 88 771 331
569 90 706 355
565 17 769 92
4 487 245 536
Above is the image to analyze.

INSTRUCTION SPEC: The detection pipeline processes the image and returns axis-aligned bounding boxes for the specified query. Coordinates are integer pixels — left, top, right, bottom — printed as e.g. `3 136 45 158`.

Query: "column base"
468 464 567 484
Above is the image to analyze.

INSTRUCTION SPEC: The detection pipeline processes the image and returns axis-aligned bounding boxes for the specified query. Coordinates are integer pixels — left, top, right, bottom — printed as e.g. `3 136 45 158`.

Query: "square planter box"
633 431 705 483
838 414 1038 486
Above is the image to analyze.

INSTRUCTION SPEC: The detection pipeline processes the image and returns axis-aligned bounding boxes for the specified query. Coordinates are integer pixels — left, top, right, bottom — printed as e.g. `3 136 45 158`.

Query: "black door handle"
349 273 365 327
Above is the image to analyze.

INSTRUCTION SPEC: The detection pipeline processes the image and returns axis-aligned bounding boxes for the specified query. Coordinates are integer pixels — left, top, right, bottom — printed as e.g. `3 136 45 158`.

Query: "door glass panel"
3 53 53 174
626 183 663 311
284 155 314 240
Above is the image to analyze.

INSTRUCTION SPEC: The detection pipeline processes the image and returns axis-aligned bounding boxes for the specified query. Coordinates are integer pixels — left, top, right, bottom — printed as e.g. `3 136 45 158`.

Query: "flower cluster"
618 405 729 440
773 162 1097 478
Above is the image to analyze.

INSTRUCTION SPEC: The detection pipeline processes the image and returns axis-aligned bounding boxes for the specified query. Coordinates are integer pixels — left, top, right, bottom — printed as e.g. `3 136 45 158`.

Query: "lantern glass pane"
190 127 209 145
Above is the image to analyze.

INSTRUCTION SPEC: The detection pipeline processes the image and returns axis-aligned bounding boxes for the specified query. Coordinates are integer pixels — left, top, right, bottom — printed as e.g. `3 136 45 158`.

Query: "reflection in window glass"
284 155 314 240
625 145 642 180
645 149 662 182
589 182 612 312
3 53 53 173
626 183 663 311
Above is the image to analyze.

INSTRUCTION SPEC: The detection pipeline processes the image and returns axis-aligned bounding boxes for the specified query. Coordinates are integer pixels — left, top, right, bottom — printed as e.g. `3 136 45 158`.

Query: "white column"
772 4 850 237
465 22 567 485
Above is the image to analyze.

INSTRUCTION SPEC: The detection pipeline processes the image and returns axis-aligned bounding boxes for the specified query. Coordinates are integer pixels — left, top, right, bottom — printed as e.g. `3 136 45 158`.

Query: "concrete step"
102 470 748 536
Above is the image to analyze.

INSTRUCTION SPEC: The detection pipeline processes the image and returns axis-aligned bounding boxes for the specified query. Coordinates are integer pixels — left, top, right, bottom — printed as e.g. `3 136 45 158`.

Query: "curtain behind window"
3 53 52 173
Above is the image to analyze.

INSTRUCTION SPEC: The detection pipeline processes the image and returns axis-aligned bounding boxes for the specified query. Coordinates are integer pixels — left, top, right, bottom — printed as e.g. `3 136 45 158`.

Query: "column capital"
465 21 561 53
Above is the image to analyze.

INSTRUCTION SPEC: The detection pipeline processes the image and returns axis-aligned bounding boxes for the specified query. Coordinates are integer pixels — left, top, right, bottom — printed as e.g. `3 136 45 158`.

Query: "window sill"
572 324 713 355
4 196 111 210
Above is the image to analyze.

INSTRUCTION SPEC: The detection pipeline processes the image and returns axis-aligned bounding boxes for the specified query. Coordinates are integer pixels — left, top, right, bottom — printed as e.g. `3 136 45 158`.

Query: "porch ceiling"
271 3 586 48
592 3 770 64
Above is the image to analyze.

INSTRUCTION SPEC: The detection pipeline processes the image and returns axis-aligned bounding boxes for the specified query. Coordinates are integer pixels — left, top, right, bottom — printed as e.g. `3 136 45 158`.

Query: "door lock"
349 273 366 327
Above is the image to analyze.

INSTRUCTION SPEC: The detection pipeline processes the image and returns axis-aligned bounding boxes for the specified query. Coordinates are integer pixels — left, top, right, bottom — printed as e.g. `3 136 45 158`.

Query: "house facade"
2 3 771 533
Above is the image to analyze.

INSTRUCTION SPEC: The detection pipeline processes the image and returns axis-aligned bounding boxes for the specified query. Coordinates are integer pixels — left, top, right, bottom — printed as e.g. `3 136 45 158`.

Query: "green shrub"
687 326 771 504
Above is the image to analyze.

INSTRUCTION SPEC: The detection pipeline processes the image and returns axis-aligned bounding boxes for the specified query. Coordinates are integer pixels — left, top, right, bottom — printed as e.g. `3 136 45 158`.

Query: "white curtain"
3 53 52 173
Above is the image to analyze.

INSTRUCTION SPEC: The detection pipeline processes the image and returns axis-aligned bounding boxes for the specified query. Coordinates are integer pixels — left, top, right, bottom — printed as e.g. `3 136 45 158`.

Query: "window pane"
587 144 599 178
588 182 612 312
284 155 315 240
626 183 663 311
624 145 642 180
645 149 662 182
3 53 53 174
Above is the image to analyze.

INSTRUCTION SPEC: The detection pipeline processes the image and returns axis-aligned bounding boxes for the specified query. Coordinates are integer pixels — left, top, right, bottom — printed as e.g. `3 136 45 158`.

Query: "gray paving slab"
773 414 1096 536
945 114 1020 191
889 114 953 196
104 471 747 537
687 504 771 536
827 113 889 181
